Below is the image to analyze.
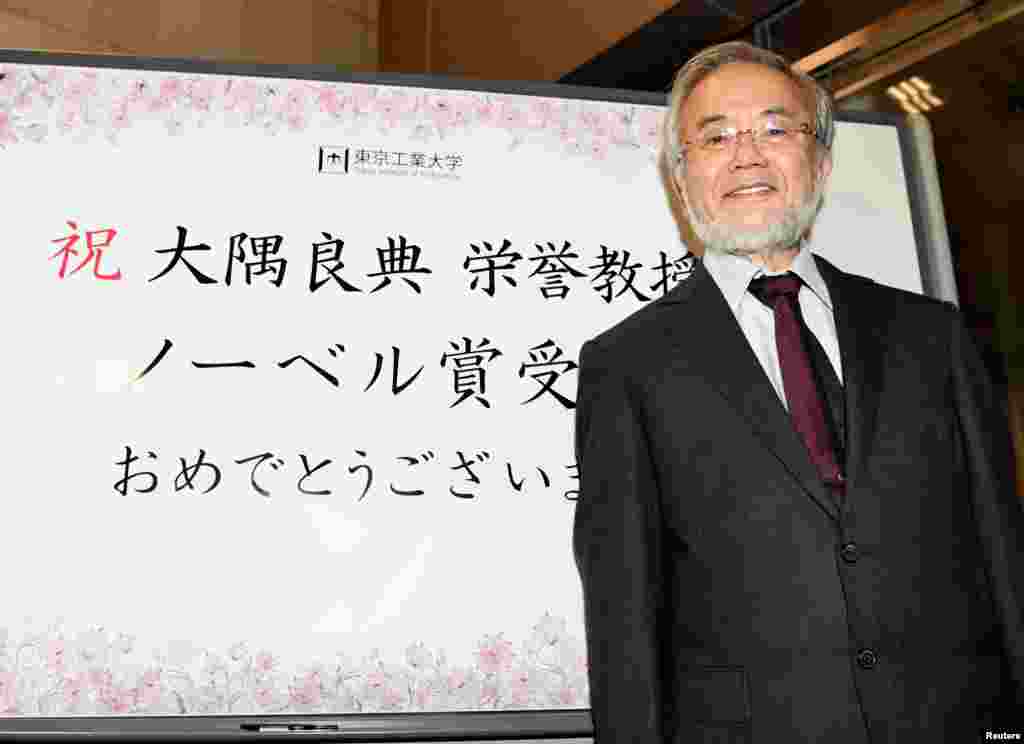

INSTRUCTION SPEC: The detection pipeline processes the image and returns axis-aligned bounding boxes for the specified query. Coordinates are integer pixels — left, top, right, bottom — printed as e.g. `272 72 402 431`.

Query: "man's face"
673 62 831 257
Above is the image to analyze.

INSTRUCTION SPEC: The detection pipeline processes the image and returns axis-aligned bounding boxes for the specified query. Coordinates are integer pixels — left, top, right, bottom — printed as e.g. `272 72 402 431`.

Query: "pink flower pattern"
254 650 277 673
254 685 276 707
374 90 413 130
46 639 66 672
446 668 468 692
47 64 659 163
476 634 515 674
474 99 500 126
62 673 86 707
0 62 666 159
0 67 18 98
414 683 432 708
223 79 262 117
0 111 16 145
316 85 342 116
498 102 524 131
525 100 554 130
136 669 162 708
0 612 585 715
154 77 184 111
636 109 663 148
98 682 136 713
427 94 456 132
0 671 18 714
189 77 219 112
289 670 323 707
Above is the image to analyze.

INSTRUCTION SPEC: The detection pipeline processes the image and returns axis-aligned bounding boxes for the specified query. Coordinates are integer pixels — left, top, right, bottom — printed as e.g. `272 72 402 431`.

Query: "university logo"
315 145 464 179
316 145 350 174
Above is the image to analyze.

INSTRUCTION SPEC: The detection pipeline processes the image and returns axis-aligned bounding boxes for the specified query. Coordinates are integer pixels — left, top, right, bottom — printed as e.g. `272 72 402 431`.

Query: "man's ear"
666 158 688 208
661 157 704 257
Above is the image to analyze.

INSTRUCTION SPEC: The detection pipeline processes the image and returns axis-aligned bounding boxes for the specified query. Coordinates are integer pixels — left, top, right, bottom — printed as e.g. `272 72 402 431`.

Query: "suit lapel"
813 255 885 517
659 259 840 521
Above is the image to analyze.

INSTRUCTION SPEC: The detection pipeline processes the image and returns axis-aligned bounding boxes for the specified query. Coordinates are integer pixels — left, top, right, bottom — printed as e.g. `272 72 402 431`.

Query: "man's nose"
729 131 768 168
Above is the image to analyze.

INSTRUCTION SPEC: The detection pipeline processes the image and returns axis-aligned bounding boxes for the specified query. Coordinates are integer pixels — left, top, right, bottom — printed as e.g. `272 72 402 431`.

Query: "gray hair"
663 41 835 168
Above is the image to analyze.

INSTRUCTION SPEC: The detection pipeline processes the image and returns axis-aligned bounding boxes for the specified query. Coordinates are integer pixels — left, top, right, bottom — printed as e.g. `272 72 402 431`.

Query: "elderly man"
573 41 1023 743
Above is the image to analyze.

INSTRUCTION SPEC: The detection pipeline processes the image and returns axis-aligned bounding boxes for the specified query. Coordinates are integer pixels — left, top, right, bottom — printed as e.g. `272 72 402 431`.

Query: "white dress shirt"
702 244 844 410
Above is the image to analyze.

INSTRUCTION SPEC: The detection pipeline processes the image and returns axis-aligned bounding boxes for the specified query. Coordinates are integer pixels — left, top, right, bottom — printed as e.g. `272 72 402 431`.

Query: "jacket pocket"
666 664 753 743
674 664 751 723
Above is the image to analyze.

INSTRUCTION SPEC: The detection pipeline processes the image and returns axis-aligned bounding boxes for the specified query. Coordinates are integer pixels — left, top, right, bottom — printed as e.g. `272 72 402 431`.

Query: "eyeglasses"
679 119 818 158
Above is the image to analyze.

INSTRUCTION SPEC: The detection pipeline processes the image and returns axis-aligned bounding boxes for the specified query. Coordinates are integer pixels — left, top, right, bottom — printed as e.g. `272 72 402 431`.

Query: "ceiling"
378 0 925 90
559 0 910 89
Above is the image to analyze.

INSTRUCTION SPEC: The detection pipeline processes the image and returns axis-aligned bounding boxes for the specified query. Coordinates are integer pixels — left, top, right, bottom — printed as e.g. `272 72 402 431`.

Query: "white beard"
684 179 826 259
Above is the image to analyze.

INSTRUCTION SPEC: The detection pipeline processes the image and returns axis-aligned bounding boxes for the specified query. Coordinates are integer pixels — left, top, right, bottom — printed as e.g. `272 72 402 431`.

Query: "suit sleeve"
573 339 666 743
948 304 1024 705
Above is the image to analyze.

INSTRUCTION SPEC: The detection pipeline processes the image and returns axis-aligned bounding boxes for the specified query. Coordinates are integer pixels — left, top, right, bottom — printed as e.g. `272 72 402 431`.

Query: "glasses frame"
675 121 819 164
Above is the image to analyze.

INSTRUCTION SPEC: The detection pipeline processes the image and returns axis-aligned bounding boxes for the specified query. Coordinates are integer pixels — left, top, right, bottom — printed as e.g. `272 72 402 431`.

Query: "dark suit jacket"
573 255 1024 743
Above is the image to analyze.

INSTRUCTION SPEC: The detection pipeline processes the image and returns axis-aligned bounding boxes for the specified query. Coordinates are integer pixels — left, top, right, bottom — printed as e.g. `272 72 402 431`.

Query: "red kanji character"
50 220 122 280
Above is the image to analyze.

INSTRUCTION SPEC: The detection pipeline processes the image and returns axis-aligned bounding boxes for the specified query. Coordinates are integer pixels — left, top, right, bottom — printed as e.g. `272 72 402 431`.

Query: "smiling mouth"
724 185 776 198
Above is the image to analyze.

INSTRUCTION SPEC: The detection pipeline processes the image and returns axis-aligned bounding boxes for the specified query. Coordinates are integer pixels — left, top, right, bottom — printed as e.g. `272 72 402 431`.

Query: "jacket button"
839 542 860 564
856 649 878 670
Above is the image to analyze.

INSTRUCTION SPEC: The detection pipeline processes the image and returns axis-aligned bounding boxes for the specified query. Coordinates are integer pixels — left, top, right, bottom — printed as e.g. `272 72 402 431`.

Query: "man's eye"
704 133 731 146
763 125 789 138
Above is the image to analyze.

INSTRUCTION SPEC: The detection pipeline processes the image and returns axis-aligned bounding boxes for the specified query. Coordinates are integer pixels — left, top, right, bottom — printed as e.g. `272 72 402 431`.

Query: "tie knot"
748 272 802 307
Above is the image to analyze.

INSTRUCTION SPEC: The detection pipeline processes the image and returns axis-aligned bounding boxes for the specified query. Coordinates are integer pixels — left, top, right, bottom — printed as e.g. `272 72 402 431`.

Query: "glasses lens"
695 121 810 150
758 119 794 143
700 128 733 150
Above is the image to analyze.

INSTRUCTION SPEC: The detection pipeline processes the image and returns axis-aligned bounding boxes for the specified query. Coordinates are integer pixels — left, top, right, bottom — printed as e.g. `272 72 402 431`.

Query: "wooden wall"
0 0 378 69
378 0 677 80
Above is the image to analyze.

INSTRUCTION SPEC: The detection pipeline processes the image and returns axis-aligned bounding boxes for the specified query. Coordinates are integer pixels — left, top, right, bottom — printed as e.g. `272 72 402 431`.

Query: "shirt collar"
702 241 834 314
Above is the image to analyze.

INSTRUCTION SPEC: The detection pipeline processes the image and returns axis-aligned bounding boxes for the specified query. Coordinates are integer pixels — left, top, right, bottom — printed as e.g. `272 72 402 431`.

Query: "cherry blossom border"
0 63 663 161
0 612 588 716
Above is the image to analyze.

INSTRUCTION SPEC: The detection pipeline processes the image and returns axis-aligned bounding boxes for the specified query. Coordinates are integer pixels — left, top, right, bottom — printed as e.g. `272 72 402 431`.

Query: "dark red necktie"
748 273 844 494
